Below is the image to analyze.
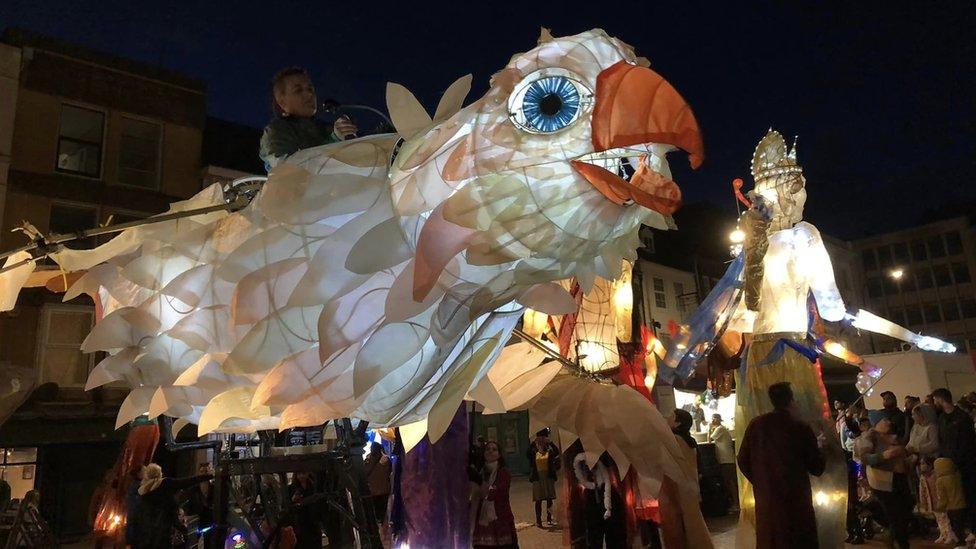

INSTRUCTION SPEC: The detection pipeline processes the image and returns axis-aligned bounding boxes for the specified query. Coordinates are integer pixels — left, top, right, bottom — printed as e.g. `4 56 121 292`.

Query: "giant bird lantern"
0 29 711 516
663 130 956 549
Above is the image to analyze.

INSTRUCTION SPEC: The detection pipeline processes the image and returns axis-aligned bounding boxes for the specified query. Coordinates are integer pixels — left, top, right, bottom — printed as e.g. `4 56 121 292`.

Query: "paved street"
509 474 955 549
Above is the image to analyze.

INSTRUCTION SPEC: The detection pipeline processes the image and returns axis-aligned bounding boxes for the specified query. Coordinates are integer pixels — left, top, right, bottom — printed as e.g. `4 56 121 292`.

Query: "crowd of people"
835 388 976 548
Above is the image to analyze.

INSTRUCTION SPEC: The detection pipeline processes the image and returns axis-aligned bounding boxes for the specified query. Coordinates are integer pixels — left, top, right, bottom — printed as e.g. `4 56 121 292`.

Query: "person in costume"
655 127 954 548
526 428 560 527
259 66 357 168
738 382 825 549
571 453 626 549
472 441 518 549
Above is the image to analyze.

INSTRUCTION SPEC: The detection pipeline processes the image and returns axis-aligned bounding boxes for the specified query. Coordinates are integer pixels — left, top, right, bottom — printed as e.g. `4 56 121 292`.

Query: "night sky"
2 1 974 239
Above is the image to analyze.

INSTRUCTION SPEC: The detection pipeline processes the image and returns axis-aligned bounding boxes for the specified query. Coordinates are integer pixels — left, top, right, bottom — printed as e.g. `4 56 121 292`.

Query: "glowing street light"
889 268 904 280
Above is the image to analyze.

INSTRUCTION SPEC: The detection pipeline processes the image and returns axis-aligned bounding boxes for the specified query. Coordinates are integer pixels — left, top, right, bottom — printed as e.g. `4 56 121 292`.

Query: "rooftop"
1 27 205 92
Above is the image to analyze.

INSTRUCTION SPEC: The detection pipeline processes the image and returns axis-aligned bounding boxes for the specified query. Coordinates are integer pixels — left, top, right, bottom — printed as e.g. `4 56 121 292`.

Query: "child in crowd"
934 457 967 546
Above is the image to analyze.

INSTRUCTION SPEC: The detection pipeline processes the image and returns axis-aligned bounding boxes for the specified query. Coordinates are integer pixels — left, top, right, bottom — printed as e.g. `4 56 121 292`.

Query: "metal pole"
0 178 265 274
511 327 576 369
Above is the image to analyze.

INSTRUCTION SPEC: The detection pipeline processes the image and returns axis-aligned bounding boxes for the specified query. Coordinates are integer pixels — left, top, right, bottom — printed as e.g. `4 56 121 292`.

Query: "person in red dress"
472 441 519 549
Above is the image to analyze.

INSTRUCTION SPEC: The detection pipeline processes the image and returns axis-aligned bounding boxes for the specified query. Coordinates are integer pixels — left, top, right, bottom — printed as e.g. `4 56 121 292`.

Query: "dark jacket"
526 441 560 482
132 475 211 549
939 406 976 469
184 480 214 526
259 116 338 167
125 481 141 545
883 406 907 442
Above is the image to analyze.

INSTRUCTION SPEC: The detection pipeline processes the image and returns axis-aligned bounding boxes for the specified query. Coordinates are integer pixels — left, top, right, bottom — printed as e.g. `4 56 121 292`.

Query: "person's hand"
333 116 357 139
882 447 902 459
603 508 611 520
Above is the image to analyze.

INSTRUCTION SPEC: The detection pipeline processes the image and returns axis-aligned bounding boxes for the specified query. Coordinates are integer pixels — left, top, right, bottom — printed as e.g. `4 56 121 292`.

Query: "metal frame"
0 176 267 275
158 414 381 549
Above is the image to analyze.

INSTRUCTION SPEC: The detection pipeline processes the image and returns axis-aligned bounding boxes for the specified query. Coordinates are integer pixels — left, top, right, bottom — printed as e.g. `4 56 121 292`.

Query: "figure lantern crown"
751 129 802 185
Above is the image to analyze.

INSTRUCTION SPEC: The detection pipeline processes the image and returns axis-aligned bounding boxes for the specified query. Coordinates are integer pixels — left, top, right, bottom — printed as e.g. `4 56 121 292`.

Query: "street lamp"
889 268 904 280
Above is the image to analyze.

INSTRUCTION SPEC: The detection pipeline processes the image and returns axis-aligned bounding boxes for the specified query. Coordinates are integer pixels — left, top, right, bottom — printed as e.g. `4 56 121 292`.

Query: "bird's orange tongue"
571 155 682 215
574 60 703 215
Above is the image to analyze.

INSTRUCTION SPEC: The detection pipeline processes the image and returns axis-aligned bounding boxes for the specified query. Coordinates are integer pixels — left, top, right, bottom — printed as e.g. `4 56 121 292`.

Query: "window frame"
34 304 96 388
54 103 107 179
47 201 100 255
945 231 963 256
0 447 39 500
942 300 961 322
951 262 971 285
861 249 878 271
117 114 163 190
652 276 667 309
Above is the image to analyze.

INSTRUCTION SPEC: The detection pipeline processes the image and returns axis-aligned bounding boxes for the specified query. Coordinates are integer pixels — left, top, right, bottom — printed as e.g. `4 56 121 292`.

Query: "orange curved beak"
572 61 704 215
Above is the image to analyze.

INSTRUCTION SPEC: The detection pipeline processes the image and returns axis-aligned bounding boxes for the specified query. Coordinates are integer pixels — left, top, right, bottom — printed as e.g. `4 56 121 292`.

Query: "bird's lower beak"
572 61 704 214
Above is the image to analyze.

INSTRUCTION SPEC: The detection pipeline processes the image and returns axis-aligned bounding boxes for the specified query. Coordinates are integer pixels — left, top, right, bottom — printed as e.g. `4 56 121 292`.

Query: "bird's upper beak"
572 61 704 215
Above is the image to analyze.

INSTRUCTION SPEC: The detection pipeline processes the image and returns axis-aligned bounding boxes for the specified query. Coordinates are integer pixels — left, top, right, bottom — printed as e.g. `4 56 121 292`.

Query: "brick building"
0 28 206 540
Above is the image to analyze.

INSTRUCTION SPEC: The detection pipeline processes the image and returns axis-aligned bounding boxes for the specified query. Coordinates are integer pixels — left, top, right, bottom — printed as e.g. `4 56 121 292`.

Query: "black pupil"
540 93 563 116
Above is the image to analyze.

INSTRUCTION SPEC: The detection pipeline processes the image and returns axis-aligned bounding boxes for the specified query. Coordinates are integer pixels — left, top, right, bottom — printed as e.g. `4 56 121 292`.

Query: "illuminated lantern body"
734 131 846 549
40 29 704 447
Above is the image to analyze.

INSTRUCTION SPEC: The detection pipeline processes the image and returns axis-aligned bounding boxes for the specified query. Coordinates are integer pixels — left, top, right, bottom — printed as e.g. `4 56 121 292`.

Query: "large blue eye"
522 76 580 133
509 69 593 134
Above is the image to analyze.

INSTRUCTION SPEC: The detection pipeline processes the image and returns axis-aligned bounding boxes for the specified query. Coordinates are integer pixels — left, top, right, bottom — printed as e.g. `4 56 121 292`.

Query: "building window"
56 105 104 177
922 303 942 324
933 264 953 287
952 262 971 284
653 277 667 309
928 235 946 258
837 268 850 292
673 282 685 312
867 276 883 298
943 300 961 322
900 273 917 292
911 239 928 262
961 298 976 319
0 447 38 500
36 305 95 387
892 242 909 263
882 275 899 295
905 305 923 326
118 117 162 189
49 203 98 251
888 307 907 327
97 210 147 245
916 268 934 290
876 246 893 268
945 231 963 255
861 249 878 271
